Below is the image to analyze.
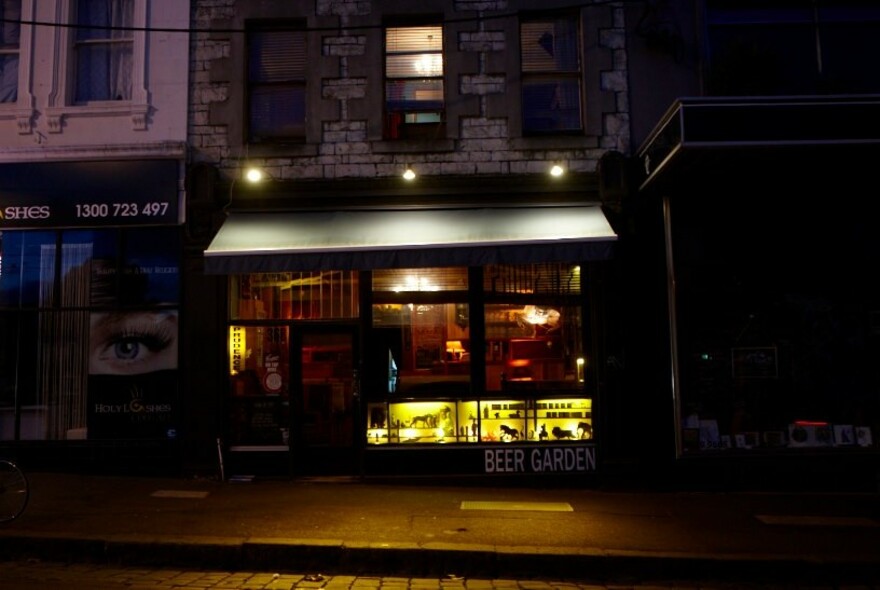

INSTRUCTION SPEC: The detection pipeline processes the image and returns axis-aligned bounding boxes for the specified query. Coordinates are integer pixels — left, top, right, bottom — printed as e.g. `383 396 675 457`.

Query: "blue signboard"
0 160 181 229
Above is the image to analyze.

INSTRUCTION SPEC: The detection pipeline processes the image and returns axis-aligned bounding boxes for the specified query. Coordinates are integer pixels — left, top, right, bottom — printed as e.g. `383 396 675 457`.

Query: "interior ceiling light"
550 164 565 177
402 167 417 181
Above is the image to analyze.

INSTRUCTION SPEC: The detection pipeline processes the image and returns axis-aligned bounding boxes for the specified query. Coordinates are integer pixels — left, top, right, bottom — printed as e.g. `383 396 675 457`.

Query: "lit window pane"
386 26 442 53
385 24 445 140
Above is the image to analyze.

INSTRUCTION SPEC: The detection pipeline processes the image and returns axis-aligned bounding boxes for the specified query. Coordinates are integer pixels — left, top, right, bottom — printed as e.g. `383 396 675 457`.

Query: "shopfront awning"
637 95 880 193
203 205 617 273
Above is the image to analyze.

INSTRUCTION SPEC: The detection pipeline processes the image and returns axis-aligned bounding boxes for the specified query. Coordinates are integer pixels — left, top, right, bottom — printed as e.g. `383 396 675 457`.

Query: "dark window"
706 1 880 95
520 14 583 135
0 0 21 103
247 22 306 143
74 0 133 102
384 23 445 140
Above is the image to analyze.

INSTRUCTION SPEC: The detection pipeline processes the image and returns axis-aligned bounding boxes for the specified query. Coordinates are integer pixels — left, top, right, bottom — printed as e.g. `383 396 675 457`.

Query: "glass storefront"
223 263 595 475
225 271 359 452
671 198 880 454
0 227 181 442
363 264 591 448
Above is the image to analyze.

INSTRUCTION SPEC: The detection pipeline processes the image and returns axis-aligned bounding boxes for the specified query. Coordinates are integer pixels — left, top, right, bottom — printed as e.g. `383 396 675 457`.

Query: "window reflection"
372 302 470 396
485 303 582 392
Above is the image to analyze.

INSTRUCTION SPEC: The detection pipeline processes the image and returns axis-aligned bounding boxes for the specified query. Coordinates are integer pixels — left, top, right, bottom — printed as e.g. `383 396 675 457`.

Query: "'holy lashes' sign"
0 160 180 229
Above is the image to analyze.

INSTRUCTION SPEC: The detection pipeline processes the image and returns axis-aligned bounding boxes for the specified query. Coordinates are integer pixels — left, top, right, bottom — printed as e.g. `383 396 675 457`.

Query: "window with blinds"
520 14 583 135
372 268 467 294
384 23 445 140
247 21 306 142
484 264 581 295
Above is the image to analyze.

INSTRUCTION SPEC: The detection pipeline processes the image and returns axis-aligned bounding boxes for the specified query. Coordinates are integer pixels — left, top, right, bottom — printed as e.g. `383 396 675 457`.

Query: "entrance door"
293 328 359 475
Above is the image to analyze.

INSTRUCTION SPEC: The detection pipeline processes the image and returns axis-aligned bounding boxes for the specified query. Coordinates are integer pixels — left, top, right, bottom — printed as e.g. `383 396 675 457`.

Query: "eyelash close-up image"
89 312 179 375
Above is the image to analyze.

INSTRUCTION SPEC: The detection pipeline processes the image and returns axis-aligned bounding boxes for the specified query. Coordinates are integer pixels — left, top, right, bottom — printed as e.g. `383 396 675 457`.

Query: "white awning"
203 205 617 273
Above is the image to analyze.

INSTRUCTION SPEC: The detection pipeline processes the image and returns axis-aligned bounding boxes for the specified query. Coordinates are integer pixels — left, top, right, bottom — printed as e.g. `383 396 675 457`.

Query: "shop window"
485 302 584 392
228 325 290 447
371 302 470 396
384 21 445 140
74 0 134 102
230 271 359 320
365 263 592 447
0 228 180 441
0 312 34 441
373 267 467 293
520 13 583 135
0 0 20 103
0 231 57 308
706 1 880 95
366 397 592 445
247 21 306 143
484 263 581 295
673 198 879 454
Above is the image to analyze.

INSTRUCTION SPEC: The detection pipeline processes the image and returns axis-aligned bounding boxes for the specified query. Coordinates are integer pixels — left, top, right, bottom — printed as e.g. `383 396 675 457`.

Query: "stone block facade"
189 0 629 182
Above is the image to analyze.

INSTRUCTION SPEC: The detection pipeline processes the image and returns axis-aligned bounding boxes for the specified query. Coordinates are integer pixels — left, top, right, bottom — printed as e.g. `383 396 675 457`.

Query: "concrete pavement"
0 472 879 587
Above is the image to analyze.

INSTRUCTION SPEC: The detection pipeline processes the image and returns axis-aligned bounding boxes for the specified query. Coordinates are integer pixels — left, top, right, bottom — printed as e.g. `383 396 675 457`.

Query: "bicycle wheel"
0 459 29 523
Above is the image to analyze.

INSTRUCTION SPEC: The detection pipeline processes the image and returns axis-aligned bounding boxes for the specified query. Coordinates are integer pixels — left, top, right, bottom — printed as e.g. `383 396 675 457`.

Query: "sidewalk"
1 472 879 587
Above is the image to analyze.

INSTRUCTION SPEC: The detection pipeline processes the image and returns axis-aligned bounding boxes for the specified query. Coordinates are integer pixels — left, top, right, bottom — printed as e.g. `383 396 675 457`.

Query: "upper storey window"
707 1 880 95
247 21 306 143
74 0 133 102
520 13 583 135
384 22 445 140
0 0 21 103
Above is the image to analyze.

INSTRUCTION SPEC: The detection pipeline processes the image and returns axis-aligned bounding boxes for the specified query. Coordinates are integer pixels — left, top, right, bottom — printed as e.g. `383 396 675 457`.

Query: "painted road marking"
151 490 210 499
461 501 573 512
756 514 878 527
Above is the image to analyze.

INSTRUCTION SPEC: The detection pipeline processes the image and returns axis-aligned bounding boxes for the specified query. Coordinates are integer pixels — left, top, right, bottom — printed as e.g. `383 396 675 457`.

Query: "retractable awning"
204 205 617 273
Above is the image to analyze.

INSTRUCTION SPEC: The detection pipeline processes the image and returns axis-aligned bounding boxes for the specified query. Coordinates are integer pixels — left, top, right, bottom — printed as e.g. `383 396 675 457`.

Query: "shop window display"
366 265 592 447
366 397 592 444
485 303 584 392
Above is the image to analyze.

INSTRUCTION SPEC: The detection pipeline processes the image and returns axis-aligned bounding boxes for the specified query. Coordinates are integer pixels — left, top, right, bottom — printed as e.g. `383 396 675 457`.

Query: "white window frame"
46 0 149 132
0 0 36 134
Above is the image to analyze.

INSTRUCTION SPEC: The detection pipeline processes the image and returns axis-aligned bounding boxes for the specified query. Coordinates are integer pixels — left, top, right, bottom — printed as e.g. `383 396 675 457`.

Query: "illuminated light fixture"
244 167 265 183
446 340 464 360
414 54 443 76
402 166 417 181
576 357 585 382
550 164 565 177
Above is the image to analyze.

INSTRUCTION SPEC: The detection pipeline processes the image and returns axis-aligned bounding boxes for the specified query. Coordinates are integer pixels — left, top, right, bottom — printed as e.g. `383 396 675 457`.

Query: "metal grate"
484 264 581 295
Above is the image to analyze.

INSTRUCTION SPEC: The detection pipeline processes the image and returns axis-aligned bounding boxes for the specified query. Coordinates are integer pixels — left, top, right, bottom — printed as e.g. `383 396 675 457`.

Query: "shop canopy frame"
204 205 617 273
